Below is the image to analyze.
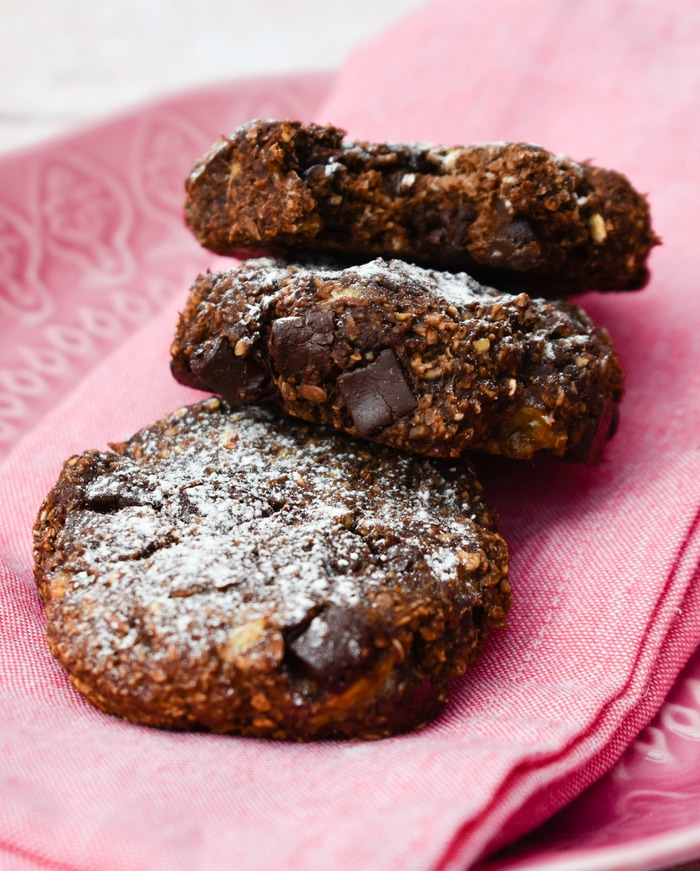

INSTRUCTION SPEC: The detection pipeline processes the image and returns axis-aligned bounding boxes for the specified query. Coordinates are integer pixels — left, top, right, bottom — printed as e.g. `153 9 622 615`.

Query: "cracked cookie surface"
170 258 624 464
184 119 659 295
33 400 510 740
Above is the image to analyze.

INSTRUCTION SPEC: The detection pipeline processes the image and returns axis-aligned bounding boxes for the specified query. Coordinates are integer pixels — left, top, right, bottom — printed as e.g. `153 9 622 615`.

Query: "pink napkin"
1 3 700 871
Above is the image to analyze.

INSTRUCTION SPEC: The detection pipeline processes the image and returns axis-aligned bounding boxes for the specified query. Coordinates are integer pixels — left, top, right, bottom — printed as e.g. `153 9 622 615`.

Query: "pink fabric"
1 3 700 870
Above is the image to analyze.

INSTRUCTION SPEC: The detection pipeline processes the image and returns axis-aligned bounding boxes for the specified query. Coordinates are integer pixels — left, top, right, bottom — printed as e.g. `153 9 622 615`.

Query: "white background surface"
0 0 425 154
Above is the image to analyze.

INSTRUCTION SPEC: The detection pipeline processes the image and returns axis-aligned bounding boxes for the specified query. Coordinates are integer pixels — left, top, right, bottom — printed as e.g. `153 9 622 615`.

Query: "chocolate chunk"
269 309 335 381
487 216 540 266
287 604 372 686
190 336 268 405
338 349 417 436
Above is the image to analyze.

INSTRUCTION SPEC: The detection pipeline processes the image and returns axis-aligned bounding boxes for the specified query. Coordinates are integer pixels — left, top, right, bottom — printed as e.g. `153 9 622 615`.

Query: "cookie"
33 400 510 740
184 119 659 295
170 258 624 464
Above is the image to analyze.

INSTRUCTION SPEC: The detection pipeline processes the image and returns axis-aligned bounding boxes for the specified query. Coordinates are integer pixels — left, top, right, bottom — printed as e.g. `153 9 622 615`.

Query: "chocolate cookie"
184 119 659 295
170 258 624 464
33 400 510 740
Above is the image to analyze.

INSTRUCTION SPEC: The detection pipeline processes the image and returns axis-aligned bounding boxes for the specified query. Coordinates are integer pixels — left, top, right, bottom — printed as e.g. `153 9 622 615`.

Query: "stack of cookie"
33 120 657 740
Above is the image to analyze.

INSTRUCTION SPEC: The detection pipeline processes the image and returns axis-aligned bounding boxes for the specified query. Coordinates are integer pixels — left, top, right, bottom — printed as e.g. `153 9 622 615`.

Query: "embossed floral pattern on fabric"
0 76 329 459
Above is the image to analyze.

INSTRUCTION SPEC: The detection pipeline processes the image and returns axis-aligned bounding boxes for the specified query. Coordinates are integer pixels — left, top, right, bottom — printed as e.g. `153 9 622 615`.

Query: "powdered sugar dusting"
216 256 508 314
42 401 496 672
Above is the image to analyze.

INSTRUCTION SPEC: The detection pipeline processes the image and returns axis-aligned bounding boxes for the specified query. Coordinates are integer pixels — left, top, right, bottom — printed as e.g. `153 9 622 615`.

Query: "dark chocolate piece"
270 310 335 381
170 258 624 464
33 400 510 741
184 119 659 296
338 349 417 436
287 604 372 687
190 336 269 405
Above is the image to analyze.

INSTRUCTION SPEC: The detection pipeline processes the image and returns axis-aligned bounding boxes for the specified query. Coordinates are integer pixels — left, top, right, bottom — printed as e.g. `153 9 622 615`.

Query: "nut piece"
220 619 266 663
589 213 607 242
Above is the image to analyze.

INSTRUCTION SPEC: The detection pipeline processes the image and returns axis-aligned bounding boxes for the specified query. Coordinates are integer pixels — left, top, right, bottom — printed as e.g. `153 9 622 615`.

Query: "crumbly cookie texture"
170 258 624 464
33 400 510 741
184 119 659 295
